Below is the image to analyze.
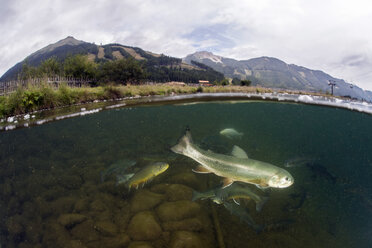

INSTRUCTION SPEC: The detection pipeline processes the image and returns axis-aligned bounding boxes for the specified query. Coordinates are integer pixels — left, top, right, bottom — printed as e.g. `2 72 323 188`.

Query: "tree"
99 57 145 84
217 78 229 86
240 79 252 86
64 54 97 79
20 62 42 80
39 57 61 77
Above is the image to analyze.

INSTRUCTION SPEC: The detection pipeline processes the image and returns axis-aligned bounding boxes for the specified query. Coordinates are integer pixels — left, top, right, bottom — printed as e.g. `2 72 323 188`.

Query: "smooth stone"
162 218 203 232
42 221 71 247
74 198 90 213
58 214 87 228
170 231 203 248
130 189 165 213
100 235 130 248
94 220 118 236
167 172 201 189
165 184 193 201
25 219 43 244
128 241 154 248
6 215 24 236
70 219 100 243
127 211 162 241
156 201 200 222
69 240 87 248
50 196 77 214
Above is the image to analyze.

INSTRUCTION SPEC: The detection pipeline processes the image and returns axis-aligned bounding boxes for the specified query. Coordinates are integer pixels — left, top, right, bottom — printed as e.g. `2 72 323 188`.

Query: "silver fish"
192 183 269 212
171 129 294 188
220 128 243 140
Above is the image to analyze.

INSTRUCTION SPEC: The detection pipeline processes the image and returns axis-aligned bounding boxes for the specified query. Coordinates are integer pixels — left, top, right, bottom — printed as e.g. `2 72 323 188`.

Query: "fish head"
268 171 294 188
151 162 169 175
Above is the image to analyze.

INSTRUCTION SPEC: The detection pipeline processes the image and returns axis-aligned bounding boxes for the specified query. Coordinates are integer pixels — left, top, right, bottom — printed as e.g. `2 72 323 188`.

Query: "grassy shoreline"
0 83 330 118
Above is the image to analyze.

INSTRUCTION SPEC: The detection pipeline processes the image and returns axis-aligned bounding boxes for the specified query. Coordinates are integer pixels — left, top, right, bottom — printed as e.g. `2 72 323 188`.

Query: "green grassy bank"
1 83 321 118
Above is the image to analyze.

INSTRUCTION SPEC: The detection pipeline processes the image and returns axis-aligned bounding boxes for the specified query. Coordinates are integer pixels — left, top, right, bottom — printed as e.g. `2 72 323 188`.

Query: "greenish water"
0 101 372 247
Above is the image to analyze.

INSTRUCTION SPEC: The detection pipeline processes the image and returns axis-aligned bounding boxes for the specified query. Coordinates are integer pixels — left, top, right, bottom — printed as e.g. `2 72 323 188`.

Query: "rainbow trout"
171 129 294 188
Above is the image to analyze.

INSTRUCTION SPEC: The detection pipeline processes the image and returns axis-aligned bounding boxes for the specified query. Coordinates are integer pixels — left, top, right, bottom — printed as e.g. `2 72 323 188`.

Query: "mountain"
184 51 372 101
0 37 224 84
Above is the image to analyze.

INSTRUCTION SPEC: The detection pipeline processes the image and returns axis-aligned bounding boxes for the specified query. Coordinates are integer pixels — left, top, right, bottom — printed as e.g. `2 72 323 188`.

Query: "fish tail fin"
171 127 193 155
191 190 203 201
256 196 269 212
116 173 135 186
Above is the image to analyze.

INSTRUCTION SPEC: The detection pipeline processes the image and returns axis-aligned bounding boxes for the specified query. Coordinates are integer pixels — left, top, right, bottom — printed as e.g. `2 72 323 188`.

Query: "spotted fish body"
171 130 294 189
117 162 169 189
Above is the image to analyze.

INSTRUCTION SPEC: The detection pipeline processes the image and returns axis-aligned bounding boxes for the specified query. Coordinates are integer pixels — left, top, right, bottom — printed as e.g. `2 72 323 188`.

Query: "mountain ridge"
0 37 224 84
184 51 372 101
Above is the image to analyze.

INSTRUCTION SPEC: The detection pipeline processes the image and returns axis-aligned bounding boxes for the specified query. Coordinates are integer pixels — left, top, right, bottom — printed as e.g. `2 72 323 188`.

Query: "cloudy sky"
1 0 372 90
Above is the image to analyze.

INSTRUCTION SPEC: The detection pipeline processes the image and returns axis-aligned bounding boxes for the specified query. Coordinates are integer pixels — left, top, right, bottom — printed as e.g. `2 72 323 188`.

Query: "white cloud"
1 0 372 90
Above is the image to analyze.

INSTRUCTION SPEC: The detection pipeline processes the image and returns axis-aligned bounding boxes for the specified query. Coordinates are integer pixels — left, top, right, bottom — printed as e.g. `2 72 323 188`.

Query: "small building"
198 80 213 87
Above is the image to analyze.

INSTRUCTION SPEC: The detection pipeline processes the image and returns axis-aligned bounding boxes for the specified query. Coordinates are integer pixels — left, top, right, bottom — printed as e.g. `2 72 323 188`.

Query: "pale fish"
219 128 243 140
100 159 137 182
192 183 269 212
171 129 294 188
116 162 169 190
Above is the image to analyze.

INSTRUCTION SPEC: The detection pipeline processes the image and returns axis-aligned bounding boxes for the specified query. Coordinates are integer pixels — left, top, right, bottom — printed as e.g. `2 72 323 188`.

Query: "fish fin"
233 198 240 205
256 184 269 190
171 128 193 155
222 178 234 188
192 165 213 174
116 173 135 186
191 190 202 201
231 145 249 159
256 196 269 212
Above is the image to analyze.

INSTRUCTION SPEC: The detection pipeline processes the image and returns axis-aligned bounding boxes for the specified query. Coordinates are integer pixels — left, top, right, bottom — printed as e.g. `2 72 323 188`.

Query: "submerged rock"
70 219 100 243
150 183 169 194
74 198 90 213
130 189 165 213
128 241 154 248
165 184 193 201
170 231 203 248
69 240 87 248
50 196 77 214
162 218 204 232
156 200 200 222
94 220 118 237
6 215 24 236
167 172 202 189
58 214 87 228
127 211 162 241
99 235 131 248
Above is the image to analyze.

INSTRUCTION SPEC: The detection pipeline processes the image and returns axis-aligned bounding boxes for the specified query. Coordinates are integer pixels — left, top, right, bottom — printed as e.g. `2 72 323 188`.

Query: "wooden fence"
0 77 93 96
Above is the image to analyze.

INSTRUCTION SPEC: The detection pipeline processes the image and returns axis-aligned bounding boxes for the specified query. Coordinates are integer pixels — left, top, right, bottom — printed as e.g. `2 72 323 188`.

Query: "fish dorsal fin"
231 145 248 159
192 165 213 174
222 178 234 188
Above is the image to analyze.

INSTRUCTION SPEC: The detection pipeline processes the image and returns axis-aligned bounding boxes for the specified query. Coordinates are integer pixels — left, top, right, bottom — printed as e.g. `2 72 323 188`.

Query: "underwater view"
0 101 372 248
